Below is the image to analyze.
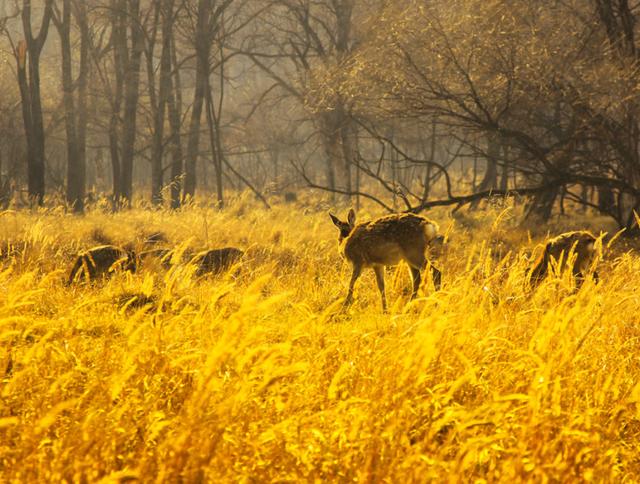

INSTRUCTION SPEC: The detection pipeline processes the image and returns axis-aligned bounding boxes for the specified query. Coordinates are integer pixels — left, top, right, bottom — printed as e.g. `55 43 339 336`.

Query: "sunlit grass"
1 197 639 481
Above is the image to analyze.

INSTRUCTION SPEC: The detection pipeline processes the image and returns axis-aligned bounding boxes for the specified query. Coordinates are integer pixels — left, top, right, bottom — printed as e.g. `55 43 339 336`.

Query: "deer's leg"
344 263 362 308
83 256 96 282
430 264 442 290
406 248 443 296
408 261 441 295
528 261 547 290
574 252 599 286
574 272 589 291
404 251 426 299
573 267 598 290
373 265 387 312
68 258 82 285
409 267 421 300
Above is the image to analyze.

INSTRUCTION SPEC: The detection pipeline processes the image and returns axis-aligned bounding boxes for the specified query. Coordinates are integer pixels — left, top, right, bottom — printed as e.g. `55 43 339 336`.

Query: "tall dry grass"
0 197 639 481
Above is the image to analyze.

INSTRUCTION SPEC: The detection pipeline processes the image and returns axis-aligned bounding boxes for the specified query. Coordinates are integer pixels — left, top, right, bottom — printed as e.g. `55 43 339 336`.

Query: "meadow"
1 194 640 482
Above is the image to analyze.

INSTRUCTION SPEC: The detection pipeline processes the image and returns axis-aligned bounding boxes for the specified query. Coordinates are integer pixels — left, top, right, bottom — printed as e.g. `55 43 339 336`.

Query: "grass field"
1 195 640 481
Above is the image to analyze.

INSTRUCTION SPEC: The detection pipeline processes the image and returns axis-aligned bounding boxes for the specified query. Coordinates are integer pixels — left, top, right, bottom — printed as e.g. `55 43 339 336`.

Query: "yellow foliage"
0 200 638 481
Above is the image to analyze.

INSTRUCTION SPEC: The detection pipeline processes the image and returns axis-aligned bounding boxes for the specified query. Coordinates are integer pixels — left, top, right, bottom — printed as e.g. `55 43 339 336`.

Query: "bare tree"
307 0 640 229
119 0 144 205
182 0 233 203
246 0 360 197
14 0 54 206
145 0 177 206
52 0 89 213
167 29 184 209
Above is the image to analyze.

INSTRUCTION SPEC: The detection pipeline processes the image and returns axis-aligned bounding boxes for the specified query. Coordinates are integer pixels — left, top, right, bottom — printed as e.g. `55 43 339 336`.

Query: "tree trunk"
471 133 499 208
500 145 509 192
526 184 559 222
17 0 53 206
598 186 615 215
339 114 354 195
472 155 478 191
55 0 85 213
26 37 47 205
205 41 225 207
167 36 183 210
580 185 589 213
205 83 224 207
109 0 125 207
478 137 499 192
15 42 35 201
148 0 174 206
184 0 212 201
422 119 437 202
75 0 89 211
184 61 206 201
0 149 6 208
321 112 341 199
333 0 353 198
119 0 144 206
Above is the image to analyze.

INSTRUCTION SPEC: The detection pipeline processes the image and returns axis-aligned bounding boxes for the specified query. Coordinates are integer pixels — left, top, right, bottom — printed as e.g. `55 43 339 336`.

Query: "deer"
527 231 600 290
190 247 244 277
68 245 137 284
329 209 442 312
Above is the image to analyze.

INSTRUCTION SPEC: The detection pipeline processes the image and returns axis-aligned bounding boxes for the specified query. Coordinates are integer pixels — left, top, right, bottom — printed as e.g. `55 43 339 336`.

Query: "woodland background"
1 1 640 227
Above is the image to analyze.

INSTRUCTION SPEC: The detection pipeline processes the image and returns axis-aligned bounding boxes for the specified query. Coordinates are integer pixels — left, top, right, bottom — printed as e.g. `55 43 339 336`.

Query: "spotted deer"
191 247 244 277
527 231 600 289
68 245 137 284
329 209 442 311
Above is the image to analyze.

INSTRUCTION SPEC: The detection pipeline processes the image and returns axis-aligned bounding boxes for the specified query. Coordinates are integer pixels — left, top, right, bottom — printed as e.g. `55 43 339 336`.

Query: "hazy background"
1 0 639 231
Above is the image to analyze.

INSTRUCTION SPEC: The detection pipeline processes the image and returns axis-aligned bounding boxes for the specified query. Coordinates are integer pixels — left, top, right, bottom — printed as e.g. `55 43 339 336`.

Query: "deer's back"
192 247 244 275
70 245 133 283
81 245 128 267
547 231 596 258
343 213 435 266
541 231 598 272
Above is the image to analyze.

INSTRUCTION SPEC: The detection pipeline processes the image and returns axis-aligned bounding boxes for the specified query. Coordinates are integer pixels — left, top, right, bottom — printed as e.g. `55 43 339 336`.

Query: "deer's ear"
329 213 342 228
347 208 356 227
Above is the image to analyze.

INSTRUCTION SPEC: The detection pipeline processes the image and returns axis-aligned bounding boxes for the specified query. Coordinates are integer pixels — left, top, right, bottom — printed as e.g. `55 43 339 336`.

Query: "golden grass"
1 197 640 481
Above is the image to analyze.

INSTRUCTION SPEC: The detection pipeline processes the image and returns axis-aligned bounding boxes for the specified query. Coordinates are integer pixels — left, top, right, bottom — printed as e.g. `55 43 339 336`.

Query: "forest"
0 0 638 227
